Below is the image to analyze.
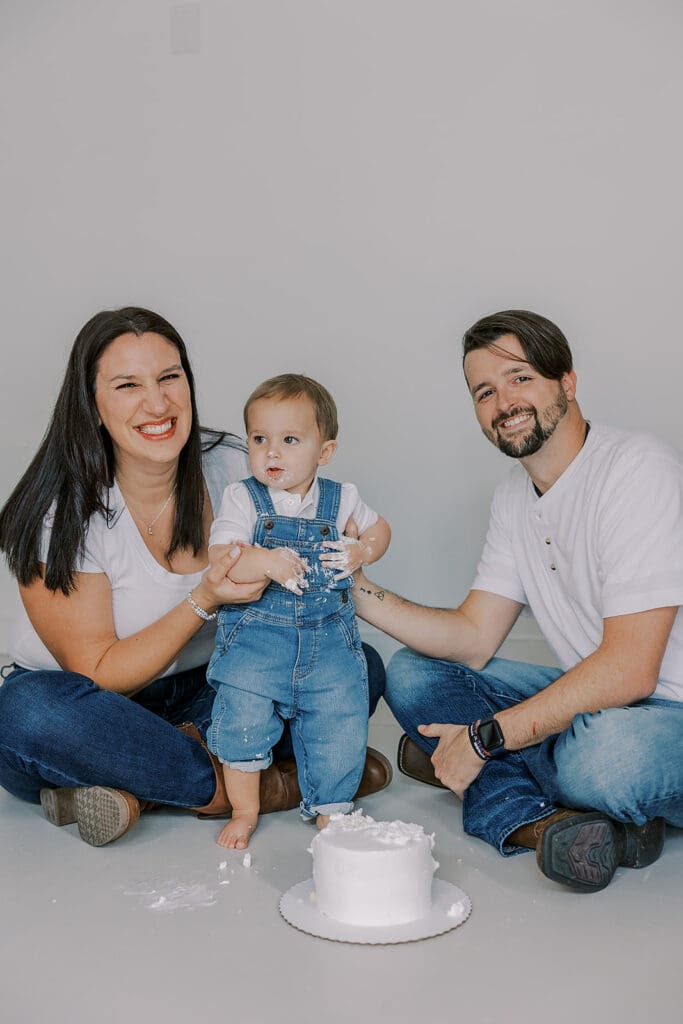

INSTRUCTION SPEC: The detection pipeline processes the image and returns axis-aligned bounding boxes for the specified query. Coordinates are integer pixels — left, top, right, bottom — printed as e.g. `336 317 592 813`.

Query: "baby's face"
246 394 336 496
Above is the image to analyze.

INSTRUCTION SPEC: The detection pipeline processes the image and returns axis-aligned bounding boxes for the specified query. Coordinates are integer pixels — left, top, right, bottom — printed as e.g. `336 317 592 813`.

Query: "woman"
0 307 390 846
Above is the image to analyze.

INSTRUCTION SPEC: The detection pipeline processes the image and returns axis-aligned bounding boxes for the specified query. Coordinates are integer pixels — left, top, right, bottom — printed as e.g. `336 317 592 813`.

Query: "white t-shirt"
9 439 249 677
210 477 379 547
472 423 683 702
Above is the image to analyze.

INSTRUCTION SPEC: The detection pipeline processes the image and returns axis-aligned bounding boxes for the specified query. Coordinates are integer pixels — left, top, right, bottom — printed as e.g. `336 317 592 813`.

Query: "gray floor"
2 715 681 1024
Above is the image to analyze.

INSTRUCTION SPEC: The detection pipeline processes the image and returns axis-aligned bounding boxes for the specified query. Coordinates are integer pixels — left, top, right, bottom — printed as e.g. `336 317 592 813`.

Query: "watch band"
468 717 506 760
468 720 490 761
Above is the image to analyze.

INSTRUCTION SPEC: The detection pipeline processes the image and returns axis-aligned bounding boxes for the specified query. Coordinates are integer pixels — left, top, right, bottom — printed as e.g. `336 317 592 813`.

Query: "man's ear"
318 439 338 466
562 370 577 402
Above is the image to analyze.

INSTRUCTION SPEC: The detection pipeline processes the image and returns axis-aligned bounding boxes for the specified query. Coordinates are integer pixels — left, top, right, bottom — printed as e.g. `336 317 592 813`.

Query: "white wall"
2 1 682 661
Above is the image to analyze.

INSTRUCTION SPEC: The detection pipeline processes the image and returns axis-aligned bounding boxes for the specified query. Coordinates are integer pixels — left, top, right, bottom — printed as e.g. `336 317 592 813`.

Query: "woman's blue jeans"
385 648 683 856
0 644 385 807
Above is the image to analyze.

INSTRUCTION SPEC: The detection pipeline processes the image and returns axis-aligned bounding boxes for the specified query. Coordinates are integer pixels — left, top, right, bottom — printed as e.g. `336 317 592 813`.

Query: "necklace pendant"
147 526 154 536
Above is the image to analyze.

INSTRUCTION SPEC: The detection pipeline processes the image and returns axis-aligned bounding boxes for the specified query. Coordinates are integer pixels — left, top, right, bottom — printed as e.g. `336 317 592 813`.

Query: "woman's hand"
194 545 269 610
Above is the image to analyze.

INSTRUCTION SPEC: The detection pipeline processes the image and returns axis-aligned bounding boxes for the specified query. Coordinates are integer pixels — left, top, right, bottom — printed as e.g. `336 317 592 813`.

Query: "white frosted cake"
310 811 438 927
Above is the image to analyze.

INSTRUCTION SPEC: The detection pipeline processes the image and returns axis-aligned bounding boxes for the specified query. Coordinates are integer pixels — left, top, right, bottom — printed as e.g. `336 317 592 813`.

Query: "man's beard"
485 387 568 458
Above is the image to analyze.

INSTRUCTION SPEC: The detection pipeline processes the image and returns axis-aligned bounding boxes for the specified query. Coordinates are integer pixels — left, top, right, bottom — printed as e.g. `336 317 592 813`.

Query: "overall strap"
315 477 342 525
242 476 276 517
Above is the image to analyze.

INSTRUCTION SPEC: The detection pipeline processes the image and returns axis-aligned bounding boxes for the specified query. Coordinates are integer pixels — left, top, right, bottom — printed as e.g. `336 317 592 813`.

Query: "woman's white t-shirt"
9 439 249 677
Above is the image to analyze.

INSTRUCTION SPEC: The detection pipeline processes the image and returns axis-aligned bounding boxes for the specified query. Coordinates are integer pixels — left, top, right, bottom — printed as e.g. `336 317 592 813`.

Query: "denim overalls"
207 476 369 818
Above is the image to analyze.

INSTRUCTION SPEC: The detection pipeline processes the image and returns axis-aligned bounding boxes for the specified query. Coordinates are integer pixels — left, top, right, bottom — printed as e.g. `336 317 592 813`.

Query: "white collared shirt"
210 477 378 547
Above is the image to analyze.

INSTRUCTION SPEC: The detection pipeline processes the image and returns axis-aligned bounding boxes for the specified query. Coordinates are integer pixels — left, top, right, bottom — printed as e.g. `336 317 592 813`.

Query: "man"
351 310 683 892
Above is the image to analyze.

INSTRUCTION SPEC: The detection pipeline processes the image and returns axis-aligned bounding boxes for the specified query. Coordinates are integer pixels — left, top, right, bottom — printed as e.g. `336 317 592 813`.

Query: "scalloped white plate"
279 878 471 944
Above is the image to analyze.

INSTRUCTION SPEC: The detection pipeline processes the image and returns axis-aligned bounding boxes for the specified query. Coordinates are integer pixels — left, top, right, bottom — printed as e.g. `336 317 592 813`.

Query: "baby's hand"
265 547 310 595
320 536 370 581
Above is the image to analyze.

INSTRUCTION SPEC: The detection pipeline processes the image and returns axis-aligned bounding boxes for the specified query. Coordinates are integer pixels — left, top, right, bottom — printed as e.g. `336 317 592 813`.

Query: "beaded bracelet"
467 720 490 761
186 591 217 622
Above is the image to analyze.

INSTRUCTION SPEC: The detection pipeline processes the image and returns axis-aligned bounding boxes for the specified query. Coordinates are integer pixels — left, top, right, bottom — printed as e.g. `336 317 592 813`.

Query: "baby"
206 374 390 849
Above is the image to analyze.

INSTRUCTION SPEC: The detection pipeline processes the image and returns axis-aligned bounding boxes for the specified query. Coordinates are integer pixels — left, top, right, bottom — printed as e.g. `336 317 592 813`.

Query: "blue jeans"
0 644 384 806
385 648 683 856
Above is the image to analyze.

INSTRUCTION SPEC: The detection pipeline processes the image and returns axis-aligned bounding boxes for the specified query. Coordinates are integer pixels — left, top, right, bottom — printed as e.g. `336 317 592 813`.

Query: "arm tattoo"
358 585 385 601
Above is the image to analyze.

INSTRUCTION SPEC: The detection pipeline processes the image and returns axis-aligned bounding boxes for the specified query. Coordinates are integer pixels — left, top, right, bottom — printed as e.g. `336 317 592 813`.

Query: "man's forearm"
495 606 677 750
352 575 520 667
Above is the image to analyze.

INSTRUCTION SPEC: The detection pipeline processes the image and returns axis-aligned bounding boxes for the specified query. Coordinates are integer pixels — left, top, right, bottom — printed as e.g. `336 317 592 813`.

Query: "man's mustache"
492 406 537 431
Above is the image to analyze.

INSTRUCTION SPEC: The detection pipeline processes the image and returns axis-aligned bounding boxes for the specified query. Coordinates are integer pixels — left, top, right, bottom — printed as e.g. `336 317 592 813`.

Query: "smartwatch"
468 717 506 760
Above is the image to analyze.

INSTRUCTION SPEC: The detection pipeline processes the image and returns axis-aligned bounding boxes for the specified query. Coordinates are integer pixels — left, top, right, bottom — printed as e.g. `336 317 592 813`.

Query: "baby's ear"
318 439 337 466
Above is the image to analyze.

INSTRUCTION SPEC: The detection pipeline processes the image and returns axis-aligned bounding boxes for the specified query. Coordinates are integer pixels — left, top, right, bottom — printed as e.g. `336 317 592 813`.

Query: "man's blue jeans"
0 644 385 807
385 648 683 856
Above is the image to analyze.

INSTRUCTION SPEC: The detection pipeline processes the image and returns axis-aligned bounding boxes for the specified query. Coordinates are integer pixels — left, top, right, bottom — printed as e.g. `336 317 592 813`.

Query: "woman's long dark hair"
0 307 242 594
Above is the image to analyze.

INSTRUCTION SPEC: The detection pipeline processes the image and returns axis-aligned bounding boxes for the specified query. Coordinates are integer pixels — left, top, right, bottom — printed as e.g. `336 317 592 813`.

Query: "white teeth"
502 414 531 428
139 420 173 435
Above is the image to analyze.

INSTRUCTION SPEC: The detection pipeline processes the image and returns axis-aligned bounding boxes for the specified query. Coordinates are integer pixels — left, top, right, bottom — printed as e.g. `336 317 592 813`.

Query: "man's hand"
417 722 485 799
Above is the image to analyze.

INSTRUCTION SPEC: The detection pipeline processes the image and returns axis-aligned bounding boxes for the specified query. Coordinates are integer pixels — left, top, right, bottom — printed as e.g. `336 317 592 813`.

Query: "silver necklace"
124 486 176 535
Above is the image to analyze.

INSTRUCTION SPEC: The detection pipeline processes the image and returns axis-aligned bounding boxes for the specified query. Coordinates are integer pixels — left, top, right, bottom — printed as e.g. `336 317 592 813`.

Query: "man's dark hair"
0 306 242 594
462 310 573 381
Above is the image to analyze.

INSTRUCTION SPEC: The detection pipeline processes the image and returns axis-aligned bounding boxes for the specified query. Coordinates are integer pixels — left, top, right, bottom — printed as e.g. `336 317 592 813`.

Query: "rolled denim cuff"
300 799 354 820
221 753 273 772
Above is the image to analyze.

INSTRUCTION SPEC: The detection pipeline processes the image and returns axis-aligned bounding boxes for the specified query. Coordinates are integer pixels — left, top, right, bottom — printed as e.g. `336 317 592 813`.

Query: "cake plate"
279 878 471 945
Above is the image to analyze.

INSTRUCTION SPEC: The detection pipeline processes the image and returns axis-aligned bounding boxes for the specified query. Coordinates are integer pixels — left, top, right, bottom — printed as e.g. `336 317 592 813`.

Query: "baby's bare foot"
316 814 330 831
217 813 258 849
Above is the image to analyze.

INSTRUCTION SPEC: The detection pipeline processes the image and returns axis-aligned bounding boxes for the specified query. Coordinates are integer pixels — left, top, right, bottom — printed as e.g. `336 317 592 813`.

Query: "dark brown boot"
40 786 141 847
508 807 666 892
397 734 447 789
357 747 393 797
536 811 666 893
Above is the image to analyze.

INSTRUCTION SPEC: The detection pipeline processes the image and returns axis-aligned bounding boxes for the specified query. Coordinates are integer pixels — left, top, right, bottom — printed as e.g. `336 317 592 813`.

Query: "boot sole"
539 812 666 893
75 787 139 846
40 786 139 846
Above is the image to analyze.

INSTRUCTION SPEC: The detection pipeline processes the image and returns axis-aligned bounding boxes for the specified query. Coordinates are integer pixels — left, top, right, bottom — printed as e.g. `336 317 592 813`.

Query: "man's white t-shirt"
9 439 249 677
472 423 683 702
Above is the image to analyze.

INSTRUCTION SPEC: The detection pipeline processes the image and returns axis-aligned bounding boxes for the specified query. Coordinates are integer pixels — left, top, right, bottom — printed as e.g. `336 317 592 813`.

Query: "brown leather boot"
40 786 141 847
179 723 393 818
357 747 393 798
397 734 447 789
507 808 578 850
250 745 392 814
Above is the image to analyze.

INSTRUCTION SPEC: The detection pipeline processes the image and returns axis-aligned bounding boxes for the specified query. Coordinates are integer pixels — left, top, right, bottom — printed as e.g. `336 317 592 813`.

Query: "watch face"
478 718 504 752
